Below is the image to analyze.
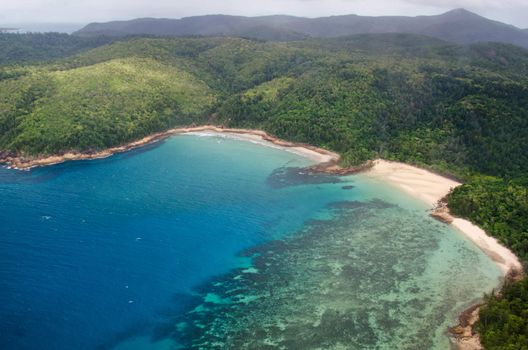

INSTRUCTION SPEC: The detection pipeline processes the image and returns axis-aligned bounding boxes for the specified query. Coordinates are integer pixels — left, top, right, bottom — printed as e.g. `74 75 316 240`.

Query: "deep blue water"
0 134 356 349
0 134 501 350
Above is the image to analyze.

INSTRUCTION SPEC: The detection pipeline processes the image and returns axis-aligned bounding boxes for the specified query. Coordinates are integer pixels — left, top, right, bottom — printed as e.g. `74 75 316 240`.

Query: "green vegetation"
219 36 528 173
0 56 215 155
477 279 528 349
448 177 528 262
448 176 528 347
0 34 527 347
0 33 114 66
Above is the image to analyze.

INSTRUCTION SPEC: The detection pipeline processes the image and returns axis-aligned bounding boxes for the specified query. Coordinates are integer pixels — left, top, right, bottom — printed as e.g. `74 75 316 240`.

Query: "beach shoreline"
1 126 522 349
363 159 523 350
363 159 522 277
2 128 521 277
0 125 345 171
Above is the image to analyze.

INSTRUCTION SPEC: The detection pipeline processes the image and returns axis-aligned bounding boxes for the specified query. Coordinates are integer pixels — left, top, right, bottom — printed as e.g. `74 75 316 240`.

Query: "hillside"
74 9 528 48
0 51 216 154
1 35 527 174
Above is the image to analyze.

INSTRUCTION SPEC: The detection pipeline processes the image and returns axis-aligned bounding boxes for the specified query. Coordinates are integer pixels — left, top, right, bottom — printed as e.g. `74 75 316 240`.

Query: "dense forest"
448 177 528 262
477 279 528 349
1 33 527 348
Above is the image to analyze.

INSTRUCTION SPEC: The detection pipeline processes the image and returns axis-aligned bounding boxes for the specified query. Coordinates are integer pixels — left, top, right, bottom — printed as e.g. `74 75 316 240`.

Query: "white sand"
364 159 460 207
184 130 337 164
365 159 522 277
451 219 521 275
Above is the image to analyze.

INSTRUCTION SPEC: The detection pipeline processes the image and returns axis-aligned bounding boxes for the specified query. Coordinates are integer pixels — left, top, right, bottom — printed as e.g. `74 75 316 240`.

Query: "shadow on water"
266 166 344 189
327 198 396 210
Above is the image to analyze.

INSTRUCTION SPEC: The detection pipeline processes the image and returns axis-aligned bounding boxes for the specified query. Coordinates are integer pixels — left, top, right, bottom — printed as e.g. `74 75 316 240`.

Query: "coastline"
0 125 342 171
363 159 523 350
1 127 521 275
363 159 522 277
1 126 522 349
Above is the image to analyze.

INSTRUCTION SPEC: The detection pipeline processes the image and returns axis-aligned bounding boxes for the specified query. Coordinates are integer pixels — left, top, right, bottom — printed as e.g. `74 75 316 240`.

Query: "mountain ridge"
74 9 528 47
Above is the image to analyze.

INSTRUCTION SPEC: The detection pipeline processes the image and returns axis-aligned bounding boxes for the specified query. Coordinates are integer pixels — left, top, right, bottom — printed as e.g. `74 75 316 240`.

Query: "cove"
0 134 501 349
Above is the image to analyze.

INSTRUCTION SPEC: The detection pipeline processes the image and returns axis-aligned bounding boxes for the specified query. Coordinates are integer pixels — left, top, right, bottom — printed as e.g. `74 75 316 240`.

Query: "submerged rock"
266 166 343 188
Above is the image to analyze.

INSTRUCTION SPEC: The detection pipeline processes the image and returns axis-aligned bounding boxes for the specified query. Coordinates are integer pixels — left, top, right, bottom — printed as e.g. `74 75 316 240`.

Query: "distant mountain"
75 15 309 42
74 9 528 47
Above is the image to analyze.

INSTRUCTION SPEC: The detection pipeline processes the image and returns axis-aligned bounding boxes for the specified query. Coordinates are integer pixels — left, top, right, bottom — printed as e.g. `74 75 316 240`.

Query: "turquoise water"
0 134 501 349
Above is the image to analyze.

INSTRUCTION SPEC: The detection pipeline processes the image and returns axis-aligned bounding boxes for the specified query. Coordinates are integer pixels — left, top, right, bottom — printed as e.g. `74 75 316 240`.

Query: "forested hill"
0 34 527 177
74 9 528 48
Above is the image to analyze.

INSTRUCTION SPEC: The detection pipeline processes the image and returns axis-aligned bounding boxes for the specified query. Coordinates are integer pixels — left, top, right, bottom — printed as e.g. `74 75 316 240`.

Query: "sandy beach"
364 159 522 277
184 130 338 164
363 159 460 207
363 159 522 350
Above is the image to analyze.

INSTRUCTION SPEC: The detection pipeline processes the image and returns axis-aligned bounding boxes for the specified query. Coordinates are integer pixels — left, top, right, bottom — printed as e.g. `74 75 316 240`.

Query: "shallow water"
0 134 501 349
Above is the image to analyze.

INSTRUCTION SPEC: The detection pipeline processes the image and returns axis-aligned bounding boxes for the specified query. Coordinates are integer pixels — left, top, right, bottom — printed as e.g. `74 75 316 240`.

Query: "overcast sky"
1 0 527 28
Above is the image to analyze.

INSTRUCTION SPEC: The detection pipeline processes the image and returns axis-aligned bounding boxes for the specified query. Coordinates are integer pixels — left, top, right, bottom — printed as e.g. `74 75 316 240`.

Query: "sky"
1 0 527 29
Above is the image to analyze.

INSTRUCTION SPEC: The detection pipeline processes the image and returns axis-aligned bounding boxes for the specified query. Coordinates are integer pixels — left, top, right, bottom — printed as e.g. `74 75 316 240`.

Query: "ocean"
0 134 501 349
